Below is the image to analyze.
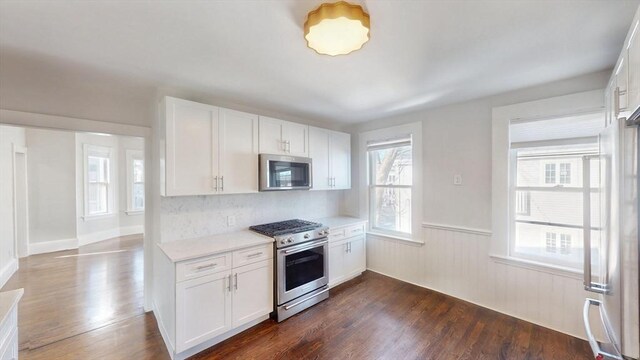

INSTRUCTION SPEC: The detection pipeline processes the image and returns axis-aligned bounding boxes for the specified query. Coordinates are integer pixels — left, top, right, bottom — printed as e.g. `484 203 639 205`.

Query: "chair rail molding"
421 222 492 236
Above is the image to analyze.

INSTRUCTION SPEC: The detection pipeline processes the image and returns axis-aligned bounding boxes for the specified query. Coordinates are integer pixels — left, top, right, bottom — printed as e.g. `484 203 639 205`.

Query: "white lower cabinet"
176 271 232 353
157 244 273 359
328 223 366 288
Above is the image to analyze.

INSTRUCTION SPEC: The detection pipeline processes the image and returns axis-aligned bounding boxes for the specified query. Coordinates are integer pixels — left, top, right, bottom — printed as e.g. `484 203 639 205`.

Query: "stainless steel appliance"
250 219 329 321
582 106 639 359
259 154 312 191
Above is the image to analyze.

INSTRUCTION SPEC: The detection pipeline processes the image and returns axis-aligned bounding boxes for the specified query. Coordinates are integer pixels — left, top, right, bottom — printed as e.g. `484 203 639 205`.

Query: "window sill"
125 210 145 216
82 213 116 221
366 231 425 245
489 254 582 279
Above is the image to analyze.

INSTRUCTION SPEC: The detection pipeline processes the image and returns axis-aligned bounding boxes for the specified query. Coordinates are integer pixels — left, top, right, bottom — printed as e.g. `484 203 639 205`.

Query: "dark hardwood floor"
2 235 593 359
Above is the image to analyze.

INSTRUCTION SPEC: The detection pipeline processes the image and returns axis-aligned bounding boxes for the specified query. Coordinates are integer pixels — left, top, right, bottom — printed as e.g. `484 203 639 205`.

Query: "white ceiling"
0 0 638 125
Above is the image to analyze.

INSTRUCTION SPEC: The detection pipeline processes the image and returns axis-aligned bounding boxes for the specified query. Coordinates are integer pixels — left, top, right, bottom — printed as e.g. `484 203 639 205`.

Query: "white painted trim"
366 231 424 245
489 254 582 280
125 210 144 216
0 258 18 289
28 238 78 255
364 267 587 341
82 213 117 221
421 222 492 236
78 229 121 246
120 225 144 237
12 144 29 259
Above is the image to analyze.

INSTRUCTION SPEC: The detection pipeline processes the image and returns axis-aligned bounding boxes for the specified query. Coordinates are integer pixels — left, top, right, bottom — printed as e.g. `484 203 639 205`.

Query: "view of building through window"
368 139 412 236
87 155 110 215
512 143 600 269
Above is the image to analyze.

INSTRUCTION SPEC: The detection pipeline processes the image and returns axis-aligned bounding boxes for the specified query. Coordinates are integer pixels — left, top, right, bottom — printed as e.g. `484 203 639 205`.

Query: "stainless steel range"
250 219 329 322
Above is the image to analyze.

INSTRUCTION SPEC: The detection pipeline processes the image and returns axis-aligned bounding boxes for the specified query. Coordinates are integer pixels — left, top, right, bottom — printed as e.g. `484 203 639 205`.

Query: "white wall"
25 128 77 244
0 125 25 286
348 69 611 340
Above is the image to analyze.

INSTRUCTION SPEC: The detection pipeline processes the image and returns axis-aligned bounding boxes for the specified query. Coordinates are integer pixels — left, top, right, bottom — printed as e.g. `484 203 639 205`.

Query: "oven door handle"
282 239 328 254
284 287 330 310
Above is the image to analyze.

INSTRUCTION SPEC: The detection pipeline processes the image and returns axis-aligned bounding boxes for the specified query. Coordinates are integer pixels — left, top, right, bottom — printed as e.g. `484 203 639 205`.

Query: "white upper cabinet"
219 108 259 194
161 97 259 196
259 116 309 157
163 97 219 196
309 126 351 190
309 127 331 190
627 18 639 116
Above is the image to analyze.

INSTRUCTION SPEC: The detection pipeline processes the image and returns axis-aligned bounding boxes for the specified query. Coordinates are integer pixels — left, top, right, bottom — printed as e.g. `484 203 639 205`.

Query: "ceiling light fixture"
304 1 370 56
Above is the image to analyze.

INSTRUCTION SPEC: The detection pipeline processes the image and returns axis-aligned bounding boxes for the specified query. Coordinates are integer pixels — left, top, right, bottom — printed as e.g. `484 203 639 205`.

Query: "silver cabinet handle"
212 176 218 191
234 273 238 290
284 288 329 310
582 156 608 294
285 140 291 153
195 263 216 271
583 299 622 359
328 177 332 187
247 252 263 258
220 176 224 191
227 274 232 292
283 240 328 254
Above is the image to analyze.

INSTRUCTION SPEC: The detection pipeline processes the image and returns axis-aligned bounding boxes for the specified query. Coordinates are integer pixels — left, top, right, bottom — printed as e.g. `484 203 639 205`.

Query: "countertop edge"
157 234 274 263
0 288 24 327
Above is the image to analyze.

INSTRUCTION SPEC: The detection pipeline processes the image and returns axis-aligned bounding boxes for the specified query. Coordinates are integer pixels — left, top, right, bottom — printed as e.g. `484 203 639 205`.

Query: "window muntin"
544 164 556 184
368 140 412 236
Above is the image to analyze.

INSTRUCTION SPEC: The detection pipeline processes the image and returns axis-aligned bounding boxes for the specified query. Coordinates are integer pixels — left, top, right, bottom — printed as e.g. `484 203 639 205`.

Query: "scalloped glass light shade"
304 2 370 56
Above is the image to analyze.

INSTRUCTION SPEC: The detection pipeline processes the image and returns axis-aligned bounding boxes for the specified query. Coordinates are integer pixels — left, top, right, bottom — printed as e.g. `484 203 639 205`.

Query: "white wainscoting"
366 224 600 340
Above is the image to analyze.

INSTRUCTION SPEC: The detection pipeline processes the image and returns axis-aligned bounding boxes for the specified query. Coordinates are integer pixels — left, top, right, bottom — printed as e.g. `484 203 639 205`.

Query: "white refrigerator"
583 106 640 359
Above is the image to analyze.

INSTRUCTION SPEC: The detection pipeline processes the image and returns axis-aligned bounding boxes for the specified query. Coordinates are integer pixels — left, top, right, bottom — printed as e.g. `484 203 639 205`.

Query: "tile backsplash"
160 190 344 242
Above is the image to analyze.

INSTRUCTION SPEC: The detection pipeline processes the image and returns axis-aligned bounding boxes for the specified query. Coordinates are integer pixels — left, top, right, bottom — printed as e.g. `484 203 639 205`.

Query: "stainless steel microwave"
259 154 312 191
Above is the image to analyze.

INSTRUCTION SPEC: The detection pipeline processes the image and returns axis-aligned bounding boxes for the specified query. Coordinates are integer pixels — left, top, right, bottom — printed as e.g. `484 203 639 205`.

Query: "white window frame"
359 122 422 244
491 89 604 277
83 144 114 219
126 149 144 214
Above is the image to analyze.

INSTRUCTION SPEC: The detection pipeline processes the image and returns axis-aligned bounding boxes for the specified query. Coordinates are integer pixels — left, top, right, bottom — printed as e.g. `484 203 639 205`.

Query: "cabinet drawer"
345 224 365 238
233 244 273 268
329 227 346 241
177 253 232 282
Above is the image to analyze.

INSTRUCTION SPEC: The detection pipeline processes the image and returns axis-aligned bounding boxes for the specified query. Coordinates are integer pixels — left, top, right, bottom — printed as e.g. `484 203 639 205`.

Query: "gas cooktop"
249 219 322 237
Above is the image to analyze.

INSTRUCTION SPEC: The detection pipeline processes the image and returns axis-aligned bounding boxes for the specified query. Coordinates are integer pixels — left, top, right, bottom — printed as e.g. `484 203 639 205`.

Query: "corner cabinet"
328 222 366 287
160 97 258 196
156 243 274 359
309 126 351 190
259 116 309 157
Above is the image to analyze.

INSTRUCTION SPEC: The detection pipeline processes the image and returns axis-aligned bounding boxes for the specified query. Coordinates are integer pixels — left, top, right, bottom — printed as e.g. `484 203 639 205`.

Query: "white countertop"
158 230 274 263
314 216 367 229
0 288 23 327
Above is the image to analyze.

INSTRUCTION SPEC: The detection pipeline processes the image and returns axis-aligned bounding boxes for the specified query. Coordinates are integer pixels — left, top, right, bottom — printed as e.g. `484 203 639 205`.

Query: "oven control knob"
287 238 294 243
304 234 310 239
281 240 287 245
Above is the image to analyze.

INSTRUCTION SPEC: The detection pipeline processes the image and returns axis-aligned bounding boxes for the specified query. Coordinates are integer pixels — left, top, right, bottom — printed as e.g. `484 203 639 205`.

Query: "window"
545 232 557 253
126 150 144 213
544 163 556 184
84 145 113 217
509 114 602 270
368 136 412 237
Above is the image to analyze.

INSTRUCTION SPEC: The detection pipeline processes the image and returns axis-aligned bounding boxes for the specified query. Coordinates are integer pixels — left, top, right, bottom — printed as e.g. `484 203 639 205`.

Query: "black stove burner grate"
250 219 322 237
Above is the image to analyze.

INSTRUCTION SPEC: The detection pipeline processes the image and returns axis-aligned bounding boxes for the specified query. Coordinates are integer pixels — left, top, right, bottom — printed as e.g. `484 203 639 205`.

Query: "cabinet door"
309 126 331 190
259 116 284 154
330 131 351 190
232 259 273 327
628 19 640 116
345 236 366 278
165 98 219 196
282 121 309 157
328 241 347 287
219 109 259 194
176 271 231 353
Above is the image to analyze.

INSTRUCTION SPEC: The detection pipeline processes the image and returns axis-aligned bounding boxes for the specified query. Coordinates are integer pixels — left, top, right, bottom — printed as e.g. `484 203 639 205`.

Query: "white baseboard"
119 225 144 237
78 228 121 246
153 303 175 360
0 258 18 289
29 238 78 255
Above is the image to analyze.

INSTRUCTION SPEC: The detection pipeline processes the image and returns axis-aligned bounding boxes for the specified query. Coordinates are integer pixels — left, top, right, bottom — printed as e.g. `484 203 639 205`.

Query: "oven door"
259 154 312 191
277 239 328 305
